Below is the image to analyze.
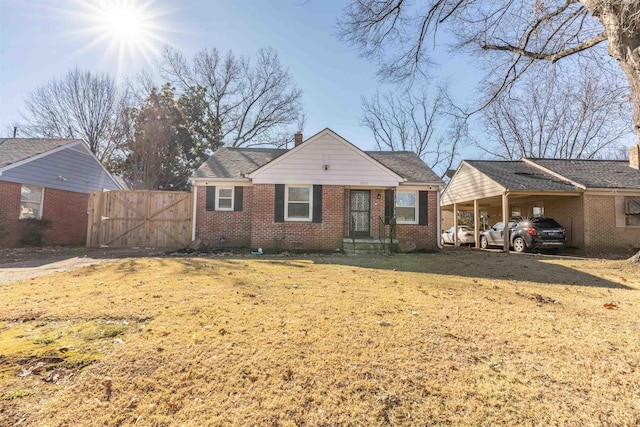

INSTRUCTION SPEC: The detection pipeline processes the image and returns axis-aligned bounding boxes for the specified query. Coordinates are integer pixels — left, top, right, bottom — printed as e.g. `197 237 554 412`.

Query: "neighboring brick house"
0 138 121 247
190 128 444 253
441 146 640 252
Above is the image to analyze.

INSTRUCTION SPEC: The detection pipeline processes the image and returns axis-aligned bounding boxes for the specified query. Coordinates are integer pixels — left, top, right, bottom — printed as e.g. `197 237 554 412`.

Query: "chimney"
294 132 303 147
630 144 640 170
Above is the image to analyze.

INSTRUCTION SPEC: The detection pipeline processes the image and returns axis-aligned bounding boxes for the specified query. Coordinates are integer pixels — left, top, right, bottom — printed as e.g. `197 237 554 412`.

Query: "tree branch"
482 31 607 63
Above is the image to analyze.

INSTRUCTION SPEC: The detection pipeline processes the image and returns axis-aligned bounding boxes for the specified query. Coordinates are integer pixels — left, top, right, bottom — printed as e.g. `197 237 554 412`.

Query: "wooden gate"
86 190 192 248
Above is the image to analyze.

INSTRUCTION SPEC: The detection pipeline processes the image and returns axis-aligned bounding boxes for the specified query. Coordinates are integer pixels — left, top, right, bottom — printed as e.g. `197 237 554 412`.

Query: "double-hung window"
625 196 640 226
396 191 417 224
20 185 44 219
216 187 234 211
285 186 312 221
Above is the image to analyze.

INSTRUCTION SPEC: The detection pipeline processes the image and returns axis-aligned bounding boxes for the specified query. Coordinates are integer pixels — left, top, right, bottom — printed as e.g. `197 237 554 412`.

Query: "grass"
0 250 639 426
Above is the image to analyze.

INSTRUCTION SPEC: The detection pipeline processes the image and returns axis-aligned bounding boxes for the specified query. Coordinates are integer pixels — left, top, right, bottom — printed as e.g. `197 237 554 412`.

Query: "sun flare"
66 0 173 75
101 3 147 41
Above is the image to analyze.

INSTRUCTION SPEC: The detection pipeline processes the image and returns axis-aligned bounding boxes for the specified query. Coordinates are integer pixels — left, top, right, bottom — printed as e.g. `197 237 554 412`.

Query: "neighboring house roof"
466 160 579 192
528 159 640 189
0 138 76 169
192 147 288 179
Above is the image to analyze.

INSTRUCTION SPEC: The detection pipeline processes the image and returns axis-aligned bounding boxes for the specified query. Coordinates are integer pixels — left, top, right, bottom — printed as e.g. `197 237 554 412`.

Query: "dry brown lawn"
1 250 639 426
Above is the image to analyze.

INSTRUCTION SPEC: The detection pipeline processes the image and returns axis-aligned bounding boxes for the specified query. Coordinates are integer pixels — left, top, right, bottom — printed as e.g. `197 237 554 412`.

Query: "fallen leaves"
604 302 618 309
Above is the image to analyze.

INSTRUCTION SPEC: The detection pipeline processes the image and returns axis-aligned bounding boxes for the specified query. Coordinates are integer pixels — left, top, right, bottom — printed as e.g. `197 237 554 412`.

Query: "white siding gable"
248 129 403 186
441 162 505 205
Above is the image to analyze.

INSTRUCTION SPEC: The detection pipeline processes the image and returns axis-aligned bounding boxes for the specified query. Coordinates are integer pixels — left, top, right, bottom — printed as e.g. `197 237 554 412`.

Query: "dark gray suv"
480 217 566 253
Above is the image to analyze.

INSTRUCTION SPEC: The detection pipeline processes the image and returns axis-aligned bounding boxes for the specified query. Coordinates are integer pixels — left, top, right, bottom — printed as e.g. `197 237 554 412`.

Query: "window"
20 185 44 219
396 191 417 223
511 205 521 217
625 196 640 226
533 203 544 218
285 186 312 221
216 187 234 211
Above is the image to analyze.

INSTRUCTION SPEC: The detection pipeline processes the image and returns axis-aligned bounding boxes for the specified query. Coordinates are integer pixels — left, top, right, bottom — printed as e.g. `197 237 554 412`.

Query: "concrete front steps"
343 238 398 255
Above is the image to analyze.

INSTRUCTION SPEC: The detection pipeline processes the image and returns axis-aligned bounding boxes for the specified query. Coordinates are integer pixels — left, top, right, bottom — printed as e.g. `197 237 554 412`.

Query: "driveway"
0 247 168 284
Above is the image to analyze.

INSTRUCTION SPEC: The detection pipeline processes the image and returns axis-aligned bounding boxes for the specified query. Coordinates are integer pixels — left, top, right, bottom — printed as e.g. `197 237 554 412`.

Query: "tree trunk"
584 1 640 145
617 52 640 146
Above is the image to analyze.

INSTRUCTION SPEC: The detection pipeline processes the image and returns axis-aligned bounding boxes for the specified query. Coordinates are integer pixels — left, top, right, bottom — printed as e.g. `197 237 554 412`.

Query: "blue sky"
0 0 477 156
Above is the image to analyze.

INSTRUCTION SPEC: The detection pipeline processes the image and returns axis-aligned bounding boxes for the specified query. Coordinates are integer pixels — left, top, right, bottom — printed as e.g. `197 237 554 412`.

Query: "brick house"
0 138 121 247
441 145 640 252
190 128 444 253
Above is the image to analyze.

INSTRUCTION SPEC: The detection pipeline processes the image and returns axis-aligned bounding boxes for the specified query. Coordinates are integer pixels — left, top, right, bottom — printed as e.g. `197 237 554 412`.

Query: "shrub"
19 219 52 246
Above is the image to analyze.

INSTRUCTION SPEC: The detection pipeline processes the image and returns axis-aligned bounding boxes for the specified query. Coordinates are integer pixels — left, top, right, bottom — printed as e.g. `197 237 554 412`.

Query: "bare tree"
339 1 640 146
482 62 633 159
158 46 303 148
20 68 129 162
361 86 464 176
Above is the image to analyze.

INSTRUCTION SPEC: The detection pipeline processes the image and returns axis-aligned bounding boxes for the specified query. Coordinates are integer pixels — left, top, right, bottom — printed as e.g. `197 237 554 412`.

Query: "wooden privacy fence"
87 190 192 248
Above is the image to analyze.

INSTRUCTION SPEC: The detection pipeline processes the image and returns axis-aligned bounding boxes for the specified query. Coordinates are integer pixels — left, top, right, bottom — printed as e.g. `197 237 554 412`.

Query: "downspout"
191 184 198 241
437 188 442 249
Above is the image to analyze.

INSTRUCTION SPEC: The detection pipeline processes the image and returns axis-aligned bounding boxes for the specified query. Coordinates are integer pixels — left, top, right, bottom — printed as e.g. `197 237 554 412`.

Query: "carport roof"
466 160 579 192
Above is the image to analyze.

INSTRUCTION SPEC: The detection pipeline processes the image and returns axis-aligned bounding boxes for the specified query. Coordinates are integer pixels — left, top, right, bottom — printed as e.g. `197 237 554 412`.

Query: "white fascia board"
190 178 252 186
586 188 640 196
399 182 443 189
0 140 81 174
247 128 404 182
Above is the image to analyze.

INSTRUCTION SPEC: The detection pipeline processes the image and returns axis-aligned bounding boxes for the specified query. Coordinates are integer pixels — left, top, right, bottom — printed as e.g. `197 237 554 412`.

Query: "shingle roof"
529 159 640 189
192 146 443 184
191 147 288 179
466 160 579 192
366 151 442 183
0 138 79 169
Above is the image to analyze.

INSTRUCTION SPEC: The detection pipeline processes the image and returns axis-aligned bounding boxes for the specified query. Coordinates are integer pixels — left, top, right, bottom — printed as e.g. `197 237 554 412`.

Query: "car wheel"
513 236 527 253
480 236 488 249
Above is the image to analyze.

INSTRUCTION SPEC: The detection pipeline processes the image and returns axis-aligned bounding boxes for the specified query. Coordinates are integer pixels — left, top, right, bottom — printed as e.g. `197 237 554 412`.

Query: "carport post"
502 193 510 252
473 199 480 248
453 202 459 246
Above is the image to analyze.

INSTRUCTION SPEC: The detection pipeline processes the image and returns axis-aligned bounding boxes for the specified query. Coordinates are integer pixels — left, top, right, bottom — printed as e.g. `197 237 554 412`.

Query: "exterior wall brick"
0 181 22 247
194 186 252 247
394 191 439 250
193 183 441 252
0 180 88 247
251 184 345 251
584 194 640 251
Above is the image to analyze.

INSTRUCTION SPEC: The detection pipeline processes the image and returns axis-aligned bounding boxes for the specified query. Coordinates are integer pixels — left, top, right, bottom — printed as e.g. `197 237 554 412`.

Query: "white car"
441 226 475 246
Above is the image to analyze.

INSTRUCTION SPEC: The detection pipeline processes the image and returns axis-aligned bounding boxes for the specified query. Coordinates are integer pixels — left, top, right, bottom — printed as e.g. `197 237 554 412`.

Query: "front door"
350 190 371 237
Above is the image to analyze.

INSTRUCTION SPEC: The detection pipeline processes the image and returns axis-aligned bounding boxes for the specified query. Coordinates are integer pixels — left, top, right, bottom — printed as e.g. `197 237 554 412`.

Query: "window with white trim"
20 185 44 219
396 191 417 224
216 187 234 210
533 202 544 218
285 186 312 221
625 196 640 226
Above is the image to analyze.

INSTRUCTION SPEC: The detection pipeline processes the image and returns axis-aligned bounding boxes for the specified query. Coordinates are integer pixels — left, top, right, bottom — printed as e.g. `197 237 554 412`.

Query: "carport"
441 160 582 252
